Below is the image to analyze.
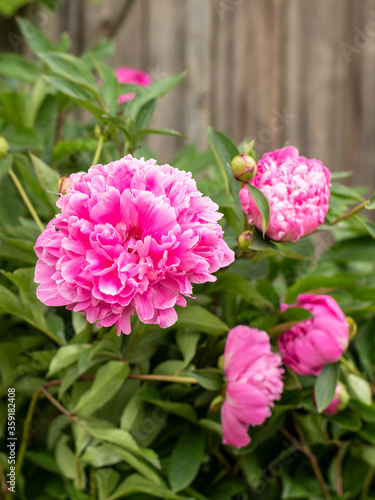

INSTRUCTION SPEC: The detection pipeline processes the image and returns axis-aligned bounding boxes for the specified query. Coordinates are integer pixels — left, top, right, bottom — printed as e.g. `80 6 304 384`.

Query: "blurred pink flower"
222 326 284 448
34 155 234 335
319 382 349 415
239 146 331 242
278 293 349 376
115 67 152 103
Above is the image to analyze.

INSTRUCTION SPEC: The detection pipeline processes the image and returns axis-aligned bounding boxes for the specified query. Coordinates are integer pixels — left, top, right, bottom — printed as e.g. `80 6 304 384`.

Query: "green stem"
331 199 370 225
16 387 42 484
34 323 65 346
292 420 331 500
92 135 104 166
128 374 198 384
340 356 361 376
8 169 44 232
361 466 375 499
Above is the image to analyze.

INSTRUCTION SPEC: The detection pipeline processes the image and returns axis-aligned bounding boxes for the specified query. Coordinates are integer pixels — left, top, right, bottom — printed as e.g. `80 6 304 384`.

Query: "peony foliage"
1 20 375 500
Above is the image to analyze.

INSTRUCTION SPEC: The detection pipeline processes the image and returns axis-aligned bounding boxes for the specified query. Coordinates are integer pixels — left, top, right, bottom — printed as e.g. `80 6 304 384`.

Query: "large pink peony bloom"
115 67 152 103
239 146 331 242
34 155 234 335
221 326 284 448
278 293 349 376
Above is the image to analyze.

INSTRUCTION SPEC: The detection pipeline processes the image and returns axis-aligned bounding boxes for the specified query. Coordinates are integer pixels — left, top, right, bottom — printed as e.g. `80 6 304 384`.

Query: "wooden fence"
6 0 375 188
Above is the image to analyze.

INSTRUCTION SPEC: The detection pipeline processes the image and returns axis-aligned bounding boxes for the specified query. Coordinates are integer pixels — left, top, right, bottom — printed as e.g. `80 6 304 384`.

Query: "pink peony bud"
237 230 252 251
321 382 350 415
114 67 152 104
278 294 349 376
0 136 9 159
58 176 72 195
221 326 284 448
239 146 331 242
231 154 257 182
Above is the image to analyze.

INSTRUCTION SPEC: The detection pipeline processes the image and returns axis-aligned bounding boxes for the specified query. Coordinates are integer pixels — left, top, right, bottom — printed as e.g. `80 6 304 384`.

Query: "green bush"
1 18 375 500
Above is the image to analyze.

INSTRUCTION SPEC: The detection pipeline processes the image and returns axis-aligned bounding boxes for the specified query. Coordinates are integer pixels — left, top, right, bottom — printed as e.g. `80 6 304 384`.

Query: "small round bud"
347 317 357 340
58 176 72 195
231 154 257 182
209 394 224 412
323 382 350 415
0 136 9 159
237 230 252 251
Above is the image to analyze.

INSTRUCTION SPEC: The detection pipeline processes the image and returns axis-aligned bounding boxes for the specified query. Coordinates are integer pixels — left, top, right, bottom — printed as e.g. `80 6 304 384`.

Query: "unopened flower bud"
315 382 350 415
0 136 9 159
231 154 257 182
237 230 252 251
347 317 357 340
210 394 224 412
58 176 72 195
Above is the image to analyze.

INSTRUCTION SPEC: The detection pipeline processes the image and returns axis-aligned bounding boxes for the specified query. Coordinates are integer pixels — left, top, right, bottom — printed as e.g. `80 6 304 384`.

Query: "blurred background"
1 0 375 187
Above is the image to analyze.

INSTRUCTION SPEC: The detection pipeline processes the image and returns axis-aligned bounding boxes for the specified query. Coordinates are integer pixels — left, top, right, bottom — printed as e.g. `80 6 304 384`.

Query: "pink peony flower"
115 67 152 103
221 326 284 448
318 382 350 415
34 155 234 335
278 293 349 376
239 146 331 242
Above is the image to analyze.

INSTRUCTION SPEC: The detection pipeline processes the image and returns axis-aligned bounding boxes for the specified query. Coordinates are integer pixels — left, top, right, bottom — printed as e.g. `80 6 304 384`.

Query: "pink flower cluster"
239 146 331 242
34 156 234 335
278 294 349 376
115 67 152 103
221 326 284 448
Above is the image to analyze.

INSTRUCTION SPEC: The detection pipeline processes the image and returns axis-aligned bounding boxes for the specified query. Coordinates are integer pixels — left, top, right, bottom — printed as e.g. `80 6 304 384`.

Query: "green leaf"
190 369 223 391
0 53 40 82
280 307 312 324
74 361 129 416
16 17 52 54
0 284 31 322
248 227 278 251
327 408 362 431
168 430 205 492
246 184 270 237
55 435 77 480
135 99 157 131
207 126 238 195
365 192 375 210
138 386 197 423
43 75 103 118
126 72 186 120
0 156 13 182
314 363 339 413
108 474 184 500
176 331 200 368
82 39 115 66
175 306 229 335
137 128 187 139
346 374 372 405
38 52 100 96
94 59 119 115
48 344 92 377
29 154 60 209
212 271 267 307
353 401 375 423
285 275 357 303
